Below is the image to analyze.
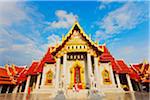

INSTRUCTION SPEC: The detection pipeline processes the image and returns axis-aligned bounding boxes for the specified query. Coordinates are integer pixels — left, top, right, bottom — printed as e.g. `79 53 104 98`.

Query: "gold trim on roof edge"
51 21 104 55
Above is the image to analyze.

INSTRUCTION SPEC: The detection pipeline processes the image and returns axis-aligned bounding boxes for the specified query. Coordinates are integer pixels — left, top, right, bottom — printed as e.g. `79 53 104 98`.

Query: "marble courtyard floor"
0 92 149 100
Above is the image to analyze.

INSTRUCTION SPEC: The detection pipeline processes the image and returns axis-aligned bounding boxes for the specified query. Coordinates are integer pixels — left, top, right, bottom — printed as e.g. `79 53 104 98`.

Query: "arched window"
102 69 111 84
45 70 53 85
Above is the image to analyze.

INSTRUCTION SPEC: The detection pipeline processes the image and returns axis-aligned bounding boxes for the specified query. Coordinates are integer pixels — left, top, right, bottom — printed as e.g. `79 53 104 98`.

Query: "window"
45 70 53 85
80 46 82 49
102 69 111 84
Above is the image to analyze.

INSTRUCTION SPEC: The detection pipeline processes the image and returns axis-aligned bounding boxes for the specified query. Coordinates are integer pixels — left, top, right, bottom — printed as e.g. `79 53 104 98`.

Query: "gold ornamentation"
69 60 85 89
102 68 112 85
45 69 53 85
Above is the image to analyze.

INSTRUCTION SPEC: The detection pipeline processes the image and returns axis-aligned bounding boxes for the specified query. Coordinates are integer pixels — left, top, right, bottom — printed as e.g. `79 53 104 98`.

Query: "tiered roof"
99 45 131 74
130 62 150 83
0 65 26 85
0 67 15 85
26 48 56 75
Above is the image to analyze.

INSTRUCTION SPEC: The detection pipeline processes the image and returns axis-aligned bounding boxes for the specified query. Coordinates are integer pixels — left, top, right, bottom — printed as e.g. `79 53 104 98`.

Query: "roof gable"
51 21 104 56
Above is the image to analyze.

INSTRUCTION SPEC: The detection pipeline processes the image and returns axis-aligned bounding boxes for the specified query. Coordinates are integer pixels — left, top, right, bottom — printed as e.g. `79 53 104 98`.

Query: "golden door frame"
45 69 53 85
69 60 86 89
102 68 112 85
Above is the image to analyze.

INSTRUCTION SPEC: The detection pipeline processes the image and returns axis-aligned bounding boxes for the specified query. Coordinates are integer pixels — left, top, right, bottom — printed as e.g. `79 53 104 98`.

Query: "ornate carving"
69 60 85 89
45 69 53 85
102 68 112 85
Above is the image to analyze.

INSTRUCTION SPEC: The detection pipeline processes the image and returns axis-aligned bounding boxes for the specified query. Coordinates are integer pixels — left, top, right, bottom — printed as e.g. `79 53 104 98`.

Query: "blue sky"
0 0 149 66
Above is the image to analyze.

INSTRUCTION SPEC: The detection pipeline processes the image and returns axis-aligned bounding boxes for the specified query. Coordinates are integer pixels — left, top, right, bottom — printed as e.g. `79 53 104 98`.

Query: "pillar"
109 63 116 86
126 74 134 92
87 53 93 88
94 57 100 88
115 73 121 88
19 85 22 93
35 74 41 89
0 86 2 93
55 58 61 89
6 86 10 93
24 75 31 93
62 53 67 89
12 85 19 93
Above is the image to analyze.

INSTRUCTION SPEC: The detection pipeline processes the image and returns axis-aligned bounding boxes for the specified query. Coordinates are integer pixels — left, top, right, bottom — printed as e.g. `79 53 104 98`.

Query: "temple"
0 21 149 94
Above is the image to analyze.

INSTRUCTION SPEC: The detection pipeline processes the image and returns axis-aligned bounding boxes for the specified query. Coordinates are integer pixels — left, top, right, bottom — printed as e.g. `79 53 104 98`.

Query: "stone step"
65 90 89 99
99 88 124 93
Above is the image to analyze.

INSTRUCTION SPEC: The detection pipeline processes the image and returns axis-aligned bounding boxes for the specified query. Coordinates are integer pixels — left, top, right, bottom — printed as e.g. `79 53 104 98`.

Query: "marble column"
35 74 41 89
19 85 22 93
12 85 19 93
109 63 116 86
24 75 31 93
87 53 93 88
62 53 67 89
55 58 61 89
115 73 121 88
6 86 10 93
126 74 134 92
94 57 100 88
0 86 2 93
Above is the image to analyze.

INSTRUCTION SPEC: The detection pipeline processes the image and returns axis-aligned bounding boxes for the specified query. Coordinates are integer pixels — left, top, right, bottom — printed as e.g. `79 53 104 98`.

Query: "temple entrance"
70 61 85 89
74 66 81 84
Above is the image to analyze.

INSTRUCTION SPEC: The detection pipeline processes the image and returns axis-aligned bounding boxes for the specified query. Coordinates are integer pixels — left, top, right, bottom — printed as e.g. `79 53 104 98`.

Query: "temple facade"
0 21 149 94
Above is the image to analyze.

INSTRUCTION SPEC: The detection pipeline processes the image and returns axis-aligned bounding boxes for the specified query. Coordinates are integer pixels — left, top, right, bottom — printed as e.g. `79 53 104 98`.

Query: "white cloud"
0 2 30 26
0 1 46 66
113 45 149 64
0 27 44 66
96 2 148 40
99 0 123 10
48 10 78 29
47 34 61 46
99 4 106 10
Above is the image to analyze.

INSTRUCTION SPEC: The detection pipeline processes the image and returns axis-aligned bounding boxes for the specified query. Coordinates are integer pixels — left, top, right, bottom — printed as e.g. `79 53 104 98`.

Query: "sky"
0 0 149 66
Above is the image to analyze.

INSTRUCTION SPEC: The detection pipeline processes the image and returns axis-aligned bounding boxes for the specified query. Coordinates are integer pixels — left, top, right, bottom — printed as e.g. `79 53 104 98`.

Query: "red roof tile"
132 64 142 74
0 68 9 77
15 66 25 74
0 68 16 85
17 69 27 84
99 45 114 62
26 61 39 75
129 68 140 82
33 48 56 73
8 67 16 76
116 60 131 74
